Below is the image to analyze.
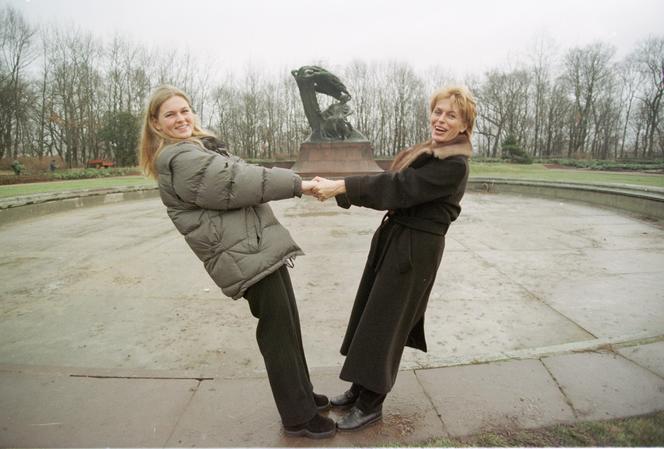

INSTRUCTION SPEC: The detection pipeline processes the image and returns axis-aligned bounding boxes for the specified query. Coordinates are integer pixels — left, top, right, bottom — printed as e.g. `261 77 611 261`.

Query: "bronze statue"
291 66 367 142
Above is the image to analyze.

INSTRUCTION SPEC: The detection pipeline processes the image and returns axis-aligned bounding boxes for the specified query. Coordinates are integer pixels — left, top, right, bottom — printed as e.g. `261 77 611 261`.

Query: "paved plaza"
1 191 663 446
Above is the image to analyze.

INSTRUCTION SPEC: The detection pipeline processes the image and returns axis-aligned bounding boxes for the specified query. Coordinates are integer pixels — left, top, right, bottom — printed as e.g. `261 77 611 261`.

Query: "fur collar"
390 134 472 171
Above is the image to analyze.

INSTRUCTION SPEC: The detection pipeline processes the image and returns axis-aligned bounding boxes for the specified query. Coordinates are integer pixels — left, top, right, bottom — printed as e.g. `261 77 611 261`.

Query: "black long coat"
334 141 470 394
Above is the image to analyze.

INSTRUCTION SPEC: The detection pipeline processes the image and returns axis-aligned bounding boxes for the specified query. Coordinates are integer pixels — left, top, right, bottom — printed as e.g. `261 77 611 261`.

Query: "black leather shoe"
314 392 331 411
330 388 359 408
337 405 382 431
284 413 336 439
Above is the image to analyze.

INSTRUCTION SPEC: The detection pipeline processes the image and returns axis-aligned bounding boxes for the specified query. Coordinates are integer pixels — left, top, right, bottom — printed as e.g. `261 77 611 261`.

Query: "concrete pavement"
1 191 664 447
2 346 664 447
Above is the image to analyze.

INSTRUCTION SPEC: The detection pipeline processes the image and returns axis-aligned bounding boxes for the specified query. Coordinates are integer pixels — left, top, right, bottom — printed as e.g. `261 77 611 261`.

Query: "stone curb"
469 177 664 197
468 178 664 220
0 184 158 210
0 185 159 226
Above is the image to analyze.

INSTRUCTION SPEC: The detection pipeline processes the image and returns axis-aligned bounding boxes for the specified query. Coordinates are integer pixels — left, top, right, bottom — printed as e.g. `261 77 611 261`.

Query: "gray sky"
5 0 664 78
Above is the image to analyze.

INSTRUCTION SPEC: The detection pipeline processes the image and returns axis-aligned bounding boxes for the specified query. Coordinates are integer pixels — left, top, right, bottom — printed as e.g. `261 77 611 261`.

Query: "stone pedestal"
291 140 384 177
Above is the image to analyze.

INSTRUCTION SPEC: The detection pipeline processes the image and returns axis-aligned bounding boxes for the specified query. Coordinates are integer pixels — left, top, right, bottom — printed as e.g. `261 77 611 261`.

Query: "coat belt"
389 215 450 236
368 213 450 274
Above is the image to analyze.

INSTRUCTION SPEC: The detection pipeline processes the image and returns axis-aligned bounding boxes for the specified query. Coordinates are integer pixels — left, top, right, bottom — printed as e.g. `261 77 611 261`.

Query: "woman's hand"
301 180 317 196
312 177 346 201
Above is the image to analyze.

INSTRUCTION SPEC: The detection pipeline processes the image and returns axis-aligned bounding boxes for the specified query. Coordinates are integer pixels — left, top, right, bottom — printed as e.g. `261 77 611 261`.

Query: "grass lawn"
419 411 664 447
1 163 663 199
470 162 664 188
0 175 156 199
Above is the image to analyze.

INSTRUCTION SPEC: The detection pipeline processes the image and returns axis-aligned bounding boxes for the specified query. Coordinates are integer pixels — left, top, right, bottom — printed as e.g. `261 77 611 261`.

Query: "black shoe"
284 413 336 439
337 405 382 432
330 388 360 408
314 392 331 411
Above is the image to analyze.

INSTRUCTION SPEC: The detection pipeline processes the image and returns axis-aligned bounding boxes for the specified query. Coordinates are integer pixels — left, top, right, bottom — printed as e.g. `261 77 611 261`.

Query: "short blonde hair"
138 85 213 179
429 86 477 137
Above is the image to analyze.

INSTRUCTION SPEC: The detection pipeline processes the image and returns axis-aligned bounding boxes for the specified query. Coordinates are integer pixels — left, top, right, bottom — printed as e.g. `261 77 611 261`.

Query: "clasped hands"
302 177 346 201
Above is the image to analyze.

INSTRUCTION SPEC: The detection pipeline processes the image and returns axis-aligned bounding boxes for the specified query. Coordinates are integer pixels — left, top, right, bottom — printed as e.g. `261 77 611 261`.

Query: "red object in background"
87 159 114 168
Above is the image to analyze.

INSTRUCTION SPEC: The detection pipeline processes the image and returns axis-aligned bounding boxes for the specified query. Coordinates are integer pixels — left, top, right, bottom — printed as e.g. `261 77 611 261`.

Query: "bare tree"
280 69 309 157
344 60 374 142
589 87 619 159
476 67 531 157
0 5 36 159
237 66 262 159
543 78 571 157
209 81 236 148
43 26 103 167
616 57 641 158
630 37 664 157
527 36 557 157
561 42 615 157
385 62 424 152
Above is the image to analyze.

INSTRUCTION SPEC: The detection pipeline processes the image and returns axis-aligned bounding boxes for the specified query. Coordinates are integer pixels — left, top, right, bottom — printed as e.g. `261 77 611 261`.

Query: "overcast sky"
5 0 664 78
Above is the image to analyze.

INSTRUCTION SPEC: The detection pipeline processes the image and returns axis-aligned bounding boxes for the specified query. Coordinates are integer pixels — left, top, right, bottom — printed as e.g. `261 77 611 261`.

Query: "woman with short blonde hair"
313 85 477 432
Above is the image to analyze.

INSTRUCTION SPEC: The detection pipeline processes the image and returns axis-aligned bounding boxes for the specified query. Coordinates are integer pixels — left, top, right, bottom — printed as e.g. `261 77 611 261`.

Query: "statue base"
292 140 384 177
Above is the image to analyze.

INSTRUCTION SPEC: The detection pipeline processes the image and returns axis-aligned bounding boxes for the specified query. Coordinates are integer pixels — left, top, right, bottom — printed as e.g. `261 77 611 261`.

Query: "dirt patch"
384 412 418 437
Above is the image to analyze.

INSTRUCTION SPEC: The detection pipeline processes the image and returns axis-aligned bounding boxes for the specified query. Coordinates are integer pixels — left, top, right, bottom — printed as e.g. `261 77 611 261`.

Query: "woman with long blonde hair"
139 85 335 439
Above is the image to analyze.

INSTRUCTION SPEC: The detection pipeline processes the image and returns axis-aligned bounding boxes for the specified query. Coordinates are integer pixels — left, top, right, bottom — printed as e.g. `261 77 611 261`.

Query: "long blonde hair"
138 85 214 179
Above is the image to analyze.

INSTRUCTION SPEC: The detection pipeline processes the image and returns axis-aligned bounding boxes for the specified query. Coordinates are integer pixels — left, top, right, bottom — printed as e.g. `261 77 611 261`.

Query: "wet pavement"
1 191 663 447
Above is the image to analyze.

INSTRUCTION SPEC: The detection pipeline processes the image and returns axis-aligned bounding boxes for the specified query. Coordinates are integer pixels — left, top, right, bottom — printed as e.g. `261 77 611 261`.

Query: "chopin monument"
290 65 383 176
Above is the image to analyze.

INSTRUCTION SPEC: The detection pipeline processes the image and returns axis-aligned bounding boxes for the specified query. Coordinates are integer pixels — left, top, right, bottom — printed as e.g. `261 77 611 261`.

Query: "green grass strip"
470 163 664 188
0 176 156 199
418 411 664 447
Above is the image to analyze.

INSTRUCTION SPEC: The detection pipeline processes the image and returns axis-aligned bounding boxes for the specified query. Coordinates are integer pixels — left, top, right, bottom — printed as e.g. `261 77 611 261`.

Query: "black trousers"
243 265 317 426
350 383 387 413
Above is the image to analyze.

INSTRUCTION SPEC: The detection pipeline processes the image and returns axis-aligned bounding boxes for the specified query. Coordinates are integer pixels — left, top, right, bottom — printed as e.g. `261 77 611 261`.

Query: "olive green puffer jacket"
156 139 304 299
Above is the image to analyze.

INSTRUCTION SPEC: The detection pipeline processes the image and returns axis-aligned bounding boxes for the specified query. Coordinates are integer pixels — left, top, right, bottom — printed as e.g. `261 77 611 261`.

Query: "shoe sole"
284 427 337 439
337 413 382 432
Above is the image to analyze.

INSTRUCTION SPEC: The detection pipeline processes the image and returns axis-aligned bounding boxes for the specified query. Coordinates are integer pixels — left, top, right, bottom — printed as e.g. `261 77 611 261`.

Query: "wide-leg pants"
243 265 317 426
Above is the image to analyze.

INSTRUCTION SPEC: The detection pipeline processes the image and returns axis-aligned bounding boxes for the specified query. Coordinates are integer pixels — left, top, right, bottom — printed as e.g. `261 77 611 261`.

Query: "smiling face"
153 95 194 140
430 97 467 144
